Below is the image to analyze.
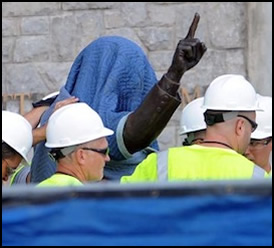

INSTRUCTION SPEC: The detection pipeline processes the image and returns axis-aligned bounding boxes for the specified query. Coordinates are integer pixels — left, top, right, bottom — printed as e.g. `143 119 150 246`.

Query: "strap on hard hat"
183 133 195 146
49 145 77 161
204 111 238 126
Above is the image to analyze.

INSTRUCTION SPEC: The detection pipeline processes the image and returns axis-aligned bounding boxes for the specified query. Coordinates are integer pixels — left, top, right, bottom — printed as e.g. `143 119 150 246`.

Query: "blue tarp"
2 181 272 246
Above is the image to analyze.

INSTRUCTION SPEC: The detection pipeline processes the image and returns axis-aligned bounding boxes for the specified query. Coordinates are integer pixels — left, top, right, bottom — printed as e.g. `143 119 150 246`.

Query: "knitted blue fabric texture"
31 36 159 182
65 36 159 159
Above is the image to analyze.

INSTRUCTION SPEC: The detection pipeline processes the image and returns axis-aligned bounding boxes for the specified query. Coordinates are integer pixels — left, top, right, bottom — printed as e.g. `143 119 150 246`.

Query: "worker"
30 13 207 182
245 95 272 175
2 111 33 183
6 94 79 185
121 74 266 182
37 102 113 186
180 97 206 146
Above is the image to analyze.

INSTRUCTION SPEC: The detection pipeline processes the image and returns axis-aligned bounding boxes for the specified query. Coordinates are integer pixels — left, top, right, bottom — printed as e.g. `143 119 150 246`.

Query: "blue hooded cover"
31 36 159 182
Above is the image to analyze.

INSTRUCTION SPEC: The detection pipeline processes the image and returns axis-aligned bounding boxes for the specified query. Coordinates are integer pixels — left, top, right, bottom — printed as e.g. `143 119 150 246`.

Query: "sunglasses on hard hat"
237 115 258 132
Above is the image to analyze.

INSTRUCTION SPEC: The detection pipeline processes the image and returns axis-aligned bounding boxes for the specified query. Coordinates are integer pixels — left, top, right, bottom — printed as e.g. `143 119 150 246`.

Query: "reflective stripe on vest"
157 150 169 181
252 165 266 179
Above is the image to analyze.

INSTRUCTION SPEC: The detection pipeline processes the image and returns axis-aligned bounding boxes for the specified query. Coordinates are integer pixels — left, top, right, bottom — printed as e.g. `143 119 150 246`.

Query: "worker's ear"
74 148 86 165
235 118 245 137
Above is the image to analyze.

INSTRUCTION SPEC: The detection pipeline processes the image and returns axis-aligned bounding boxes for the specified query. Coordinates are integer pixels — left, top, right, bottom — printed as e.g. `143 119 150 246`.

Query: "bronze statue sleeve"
123 74 181 154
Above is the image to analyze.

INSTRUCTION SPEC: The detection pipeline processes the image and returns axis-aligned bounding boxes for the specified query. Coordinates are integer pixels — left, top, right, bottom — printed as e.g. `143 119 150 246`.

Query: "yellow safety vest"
37 174 83 187
265 170 272 178
9 165 31 185
121 145 267 183
9 165 25 185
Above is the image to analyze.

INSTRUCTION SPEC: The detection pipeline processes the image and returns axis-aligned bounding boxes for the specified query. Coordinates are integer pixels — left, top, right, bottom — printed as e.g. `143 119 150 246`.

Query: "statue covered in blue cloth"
30 13 206 181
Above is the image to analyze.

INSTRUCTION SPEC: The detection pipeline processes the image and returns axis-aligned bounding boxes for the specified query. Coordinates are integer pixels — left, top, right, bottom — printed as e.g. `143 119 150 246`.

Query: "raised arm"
123 13 207 154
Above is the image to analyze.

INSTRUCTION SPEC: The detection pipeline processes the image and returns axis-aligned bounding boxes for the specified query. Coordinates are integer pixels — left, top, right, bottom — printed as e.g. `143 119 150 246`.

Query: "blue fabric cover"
30 36 159 182
2 194 272 246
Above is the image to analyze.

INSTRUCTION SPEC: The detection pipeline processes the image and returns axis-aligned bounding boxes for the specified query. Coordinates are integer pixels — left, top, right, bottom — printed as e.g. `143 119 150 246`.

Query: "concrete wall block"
147 3 176 26
5 64 47 94
14 36 49 63
2 2 60 17
51 15 77 62
157 107 183 150
121 3 148 27
206 49 246 79
104 10 126 29
21 17 49 35
63 2 117 11
75 11 105 52
149 51 173 71
2 37 15 63
2 65 7 92
2 18 19 36
248 2 272 96
179 70 211 99
157 125 177 151
36 62 72 91
207 2 246 49
181 48 246 91
169 106 183 124
137 27 174 51
75 11 104 37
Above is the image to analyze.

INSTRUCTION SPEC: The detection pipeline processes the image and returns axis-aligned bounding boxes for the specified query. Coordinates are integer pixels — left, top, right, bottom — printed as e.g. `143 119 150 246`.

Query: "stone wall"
2 2 272 150
248 2 272 96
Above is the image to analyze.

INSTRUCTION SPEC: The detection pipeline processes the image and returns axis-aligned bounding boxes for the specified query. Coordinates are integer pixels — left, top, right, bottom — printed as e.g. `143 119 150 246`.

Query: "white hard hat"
2 111 33 165
203 74 262 111
251 95 272 139
180 97 206 135
45 102 114 148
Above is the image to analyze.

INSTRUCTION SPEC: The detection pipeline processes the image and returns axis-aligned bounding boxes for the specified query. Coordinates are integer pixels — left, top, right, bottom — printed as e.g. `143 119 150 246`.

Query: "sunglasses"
237 115 258 132
249 137 272 149
82 147 110 156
